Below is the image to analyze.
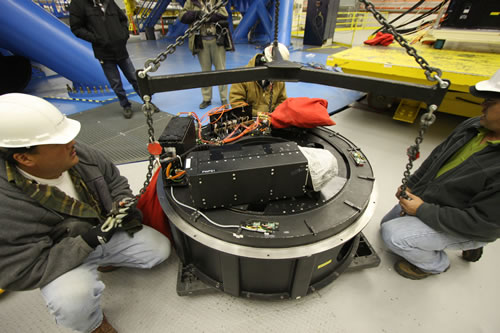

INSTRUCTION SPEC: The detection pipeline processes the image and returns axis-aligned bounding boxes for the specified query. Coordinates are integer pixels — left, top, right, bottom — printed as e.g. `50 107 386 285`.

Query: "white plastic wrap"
298 146 338 192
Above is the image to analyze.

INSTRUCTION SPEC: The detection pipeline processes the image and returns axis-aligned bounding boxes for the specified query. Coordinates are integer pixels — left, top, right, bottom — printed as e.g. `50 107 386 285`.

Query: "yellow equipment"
326 44 500 122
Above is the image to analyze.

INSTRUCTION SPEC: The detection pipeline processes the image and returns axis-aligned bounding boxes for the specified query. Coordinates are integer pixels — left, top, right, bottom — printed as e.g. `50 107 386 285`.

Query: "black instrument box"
185 141 308 209
158 116 196 155
441 0 500 30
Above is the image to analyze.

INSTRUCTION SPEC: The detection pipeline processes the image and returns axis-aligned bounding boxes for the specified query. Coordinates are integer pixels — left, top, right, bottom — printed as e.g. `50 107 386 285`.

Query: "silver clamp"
420 104 437 126
138 59 160 78
433 74 449 89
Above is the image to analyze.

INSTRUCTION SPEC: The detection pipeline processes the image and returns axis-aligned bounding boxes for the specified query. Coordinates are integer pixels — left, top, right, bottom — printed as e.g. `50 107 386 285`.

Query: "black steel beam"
136 61 448 106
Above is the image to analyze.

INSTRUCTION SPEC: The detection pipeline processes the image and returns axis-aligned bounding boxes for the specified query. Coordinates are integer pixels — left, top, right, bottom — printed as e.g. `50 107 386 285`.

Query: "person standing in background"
180 0 233 109
229 43 288 116
70 0 158 119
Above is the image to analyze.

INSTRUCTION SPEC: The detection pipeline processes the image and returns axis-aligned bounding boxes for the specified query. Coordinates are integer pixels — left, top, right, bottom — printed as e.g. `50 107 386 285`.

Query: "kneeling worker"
380 70 500 280
0 93 171 332
229 43 289 116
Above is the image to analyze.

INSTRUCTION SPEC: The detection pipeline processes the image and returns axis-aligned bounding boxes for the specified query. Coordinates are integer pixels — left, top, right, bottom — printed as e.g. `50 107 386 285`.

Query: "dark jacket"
409 117 500 242
179 0 229 54
69 0 130 61
0 142 134 291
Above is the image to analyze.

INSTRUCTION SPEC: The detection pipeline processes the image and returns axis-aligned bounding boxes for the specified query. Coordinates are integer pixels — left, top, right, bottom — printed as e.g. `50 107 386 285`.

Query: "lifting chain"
135 0 228 200
138 0 228 78
360 0 448 87
359 0 448 200
137 95 157 197
267 0 280 114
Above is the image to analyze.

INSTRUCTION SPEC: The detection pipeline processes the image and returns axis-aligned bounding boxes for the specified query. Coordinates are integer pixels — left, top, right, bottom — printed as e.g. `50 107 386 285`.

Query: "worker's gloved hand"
120 207 143 236
112 197 143 236
81 218 117 248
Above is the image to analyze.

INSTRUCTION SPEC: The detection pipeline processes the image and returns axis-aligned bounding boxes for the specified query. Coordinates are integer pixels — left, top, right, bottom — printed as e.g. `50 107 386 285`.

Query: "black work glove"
119 205 143 236
81 197 137 248
82 220 117 248
108 198 143 236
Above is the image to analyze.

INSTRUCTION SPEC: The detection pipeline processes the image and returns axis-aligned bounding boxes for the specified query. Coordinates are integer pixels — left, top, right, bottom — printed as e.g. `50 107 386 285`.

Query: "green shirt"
436 128 500 178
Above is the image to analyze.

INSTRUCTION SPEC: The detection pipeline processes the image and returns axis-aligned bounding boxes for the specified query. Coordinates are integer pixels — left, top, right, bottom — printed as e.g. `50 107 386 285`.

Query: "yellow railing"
336 11 388 31
292 11 388 38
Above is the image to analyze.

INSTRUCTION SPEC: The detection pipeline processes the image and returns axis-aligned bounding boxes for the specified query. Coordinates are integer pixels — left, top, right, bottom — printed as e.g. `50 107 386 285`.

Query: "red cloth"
270 97 335 129
364 32 394 46
137 168 173 242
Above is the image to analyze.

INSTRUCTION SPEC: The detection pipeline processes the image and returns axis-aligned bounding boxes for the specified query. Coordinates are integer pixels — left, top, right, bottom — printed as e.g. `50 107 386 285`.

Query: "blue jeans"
380 204 486 274
40 226 170 332
100 57 140 109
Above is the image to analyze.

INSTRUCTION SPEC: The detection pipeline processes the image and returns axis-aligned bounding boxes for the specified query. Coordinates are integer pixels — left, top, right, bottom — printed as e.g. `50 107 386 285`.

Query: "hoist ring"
425 68 443 82
144 58 160 73
420 112 436 126
142 103 154 115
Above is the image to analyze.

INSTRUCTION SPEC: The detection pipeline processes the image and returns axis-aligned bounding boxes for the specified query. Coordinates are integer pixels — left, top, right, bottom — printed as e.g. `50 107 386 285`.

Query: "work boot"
221 99 228 106
462 247 483 262
123 107 133 119
394 259 443 280
199 100 211 109
92 315 117 333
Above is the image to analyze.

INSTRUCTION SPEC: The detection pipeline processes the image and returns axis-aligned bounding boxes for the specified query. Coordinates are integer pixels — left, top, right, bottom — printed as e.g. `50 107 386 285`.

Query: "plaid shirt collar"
6 161 103 220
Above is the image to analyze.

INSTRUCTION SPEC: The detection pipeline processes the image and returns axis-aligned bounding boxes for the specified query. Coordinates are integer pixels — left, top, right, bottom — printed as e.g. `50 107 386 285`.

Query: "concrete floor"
1 35 499 333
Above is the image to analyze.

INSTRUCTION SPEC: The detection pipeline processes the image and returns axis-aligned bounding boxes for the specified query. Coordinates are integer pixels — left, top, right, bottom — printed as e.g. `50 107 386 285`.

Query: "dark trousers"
100 57 140 108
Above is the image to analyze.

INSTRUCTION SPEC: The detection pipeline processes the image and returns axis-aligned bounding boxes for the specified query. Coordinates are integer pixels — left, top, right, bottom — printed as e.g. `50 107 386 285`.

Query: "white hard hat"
470 69 500 99
0 93 81 148
264 43 290 62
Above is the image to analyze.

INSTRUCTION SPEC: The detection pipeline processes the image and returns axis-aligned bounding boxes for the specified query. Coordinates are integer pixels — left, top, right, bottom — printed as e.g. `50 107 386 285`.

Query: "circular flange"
159 127 375 250
159 180 377 259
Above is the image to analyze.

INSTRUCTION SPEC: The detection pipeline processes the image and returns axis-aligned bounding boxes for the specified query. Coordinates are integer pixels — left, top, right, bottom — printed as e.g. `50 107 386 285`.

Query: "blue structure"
136 0 174 33
0 0 130 97
229 0 294 46
167 0 294 46
0 0 295 98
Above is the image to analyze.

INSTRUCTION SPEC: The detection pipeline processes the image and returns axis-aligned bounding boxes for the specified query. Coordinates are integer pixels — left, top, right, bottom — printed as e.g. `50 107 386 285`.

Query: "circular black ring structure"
157 127 376 299
164 127 374 249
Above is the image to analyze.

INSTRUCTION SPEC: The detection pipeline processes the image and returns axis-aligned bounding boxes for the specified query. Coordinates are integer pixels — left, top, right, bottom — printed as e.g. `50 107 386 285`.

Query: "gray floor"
2 105 499 333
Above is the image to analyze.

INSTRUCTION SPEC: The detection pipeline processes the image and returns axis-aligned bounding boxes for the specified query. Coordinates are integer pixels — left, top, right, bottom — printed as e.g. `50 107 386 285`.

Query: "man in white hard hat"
229 43 289 116
380 69 500 280
0 94 171 332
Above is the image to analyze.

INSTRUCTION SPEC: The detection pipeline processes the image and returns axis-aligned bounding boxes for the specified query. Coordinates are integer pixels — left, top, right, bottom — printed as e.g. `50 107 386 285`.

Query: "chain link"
359 0 447 202
399 117 430 199
359 0 443 83
138 0 228 77
134 97 156 200
267 0 280 114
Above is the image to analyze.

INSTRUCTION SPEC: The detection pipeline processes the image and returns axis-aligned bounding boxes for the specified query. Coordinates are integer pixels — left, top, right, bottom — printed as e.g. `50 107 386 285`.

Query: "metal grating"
69 102 174 164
